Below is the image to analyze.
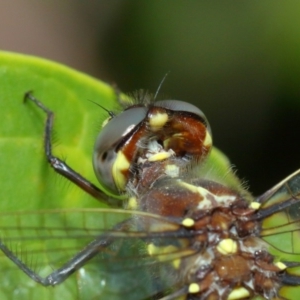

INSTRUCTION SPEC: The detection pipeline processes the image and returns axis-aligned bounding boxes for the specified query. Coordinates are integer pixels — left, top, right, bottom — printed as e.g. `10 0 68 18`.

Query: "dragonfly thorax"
134 175 287 299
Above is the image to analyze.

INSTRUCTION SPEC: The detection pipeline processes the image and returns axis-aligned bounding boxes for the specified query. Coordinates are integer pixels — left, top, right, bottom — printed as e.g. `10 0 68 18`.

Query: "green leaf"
0 50 121 208
0 51 122 299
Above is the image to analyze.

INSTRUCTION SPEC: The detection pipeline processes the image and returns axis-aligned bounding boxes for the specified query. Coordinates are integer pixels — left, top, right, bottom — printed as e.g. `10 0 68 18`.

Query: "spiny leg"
0 219 130 286
24 92 120 207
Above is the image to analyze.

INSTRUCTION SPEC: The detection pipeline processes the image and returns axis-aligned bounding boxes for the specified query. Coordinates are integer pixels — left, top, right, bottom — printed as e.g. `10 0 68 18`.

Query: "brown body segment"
113 101 300 299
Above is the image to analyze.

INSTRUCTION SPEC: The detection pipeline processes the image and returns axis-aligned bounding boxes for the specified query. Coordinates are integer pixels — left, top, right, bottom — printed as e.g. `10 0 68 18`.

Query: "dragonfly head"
93 99 212 195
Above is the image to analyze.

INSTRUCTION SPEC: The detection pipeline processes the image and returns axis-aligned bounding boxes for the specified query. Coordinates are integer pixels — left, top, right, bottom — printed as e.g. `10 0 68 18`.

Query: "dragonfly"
1 91 300 300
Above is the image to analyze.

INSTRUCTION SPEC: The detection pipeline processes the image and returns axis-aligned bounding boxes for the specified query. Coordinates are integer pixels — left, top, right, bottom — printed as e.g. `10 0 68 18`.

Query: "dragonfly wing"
251 170 300 299
256 169 300 213
0 209 196 300
253 169 300 256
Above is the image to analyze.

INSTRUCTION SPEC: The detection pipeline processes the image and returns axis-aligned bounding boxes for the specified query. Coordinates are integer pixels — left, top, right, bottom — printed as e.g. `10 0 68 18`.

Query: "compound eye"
155 100 211 135
93 106 147 193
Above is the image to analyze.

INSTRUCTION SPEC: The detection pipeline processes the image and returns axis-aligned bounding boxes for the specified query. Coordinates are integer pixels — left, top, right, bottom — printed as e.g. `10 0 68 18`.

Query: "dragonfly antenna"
154 72 170 100
88 100 115 118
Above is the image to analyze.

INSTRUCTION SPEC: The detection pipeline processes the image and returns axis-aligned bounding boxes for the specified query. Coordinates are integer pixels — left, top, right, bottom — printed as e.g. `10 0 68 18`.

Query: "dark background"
1 0 300 195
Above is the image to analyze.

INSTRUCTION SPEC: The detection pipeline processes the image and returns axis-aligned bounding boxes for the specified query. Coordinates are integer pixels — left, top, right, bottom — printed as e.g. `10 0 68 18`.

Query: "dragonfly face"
93 99 212 194
1 91 300 300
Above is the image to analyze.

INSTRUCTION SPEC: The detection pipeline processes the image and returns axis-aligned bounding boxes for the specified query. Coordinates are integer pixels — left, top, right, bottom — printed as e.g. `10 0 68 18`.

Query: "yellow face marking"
112 151 130 190
203 131 212 147
227 287 250 300
182 218 195 228
275 261 287 270
249 202 261 210
217 239 238 255
127 196 137 209
149 112 168 131
148 151 171 162
188 283 200 294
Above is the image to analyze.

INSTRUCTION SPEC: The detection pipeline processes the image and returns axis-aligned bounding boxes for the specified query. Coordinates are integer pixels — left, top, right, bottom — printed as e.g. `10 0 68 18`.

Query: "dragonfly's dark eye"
93 106 147 193
155 100 211 136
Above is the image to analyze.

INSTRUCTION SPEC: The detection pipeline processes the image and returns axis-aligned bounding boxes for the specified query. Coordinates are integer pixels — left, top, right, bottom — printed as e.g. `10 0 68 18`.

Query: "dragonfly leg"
279 273 300 285
0 218 130 286
23 92 120 207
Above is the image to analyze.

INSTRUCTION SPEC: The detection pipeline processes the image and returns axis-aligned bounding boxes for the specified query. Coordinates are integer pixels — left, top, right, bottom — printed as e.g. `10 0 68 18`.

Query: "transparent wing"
0 208 197 300
253 169 300 300
254 169 300 255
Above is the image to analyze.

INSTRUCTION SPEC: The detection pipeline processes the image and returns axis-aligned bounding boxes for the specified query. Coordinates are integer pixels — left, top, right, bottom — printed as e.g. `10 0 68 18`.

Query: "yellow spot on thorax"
149 112 168 131
275 261 287 270
148 151 171 162
178 180 237 209
188 283 200 294
178 181 200 193
112 151 130 190
227 287 250 300
182 218 195 228
249 202 261 210
165 164 179 177
217 239 238 255
127 197 137 209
